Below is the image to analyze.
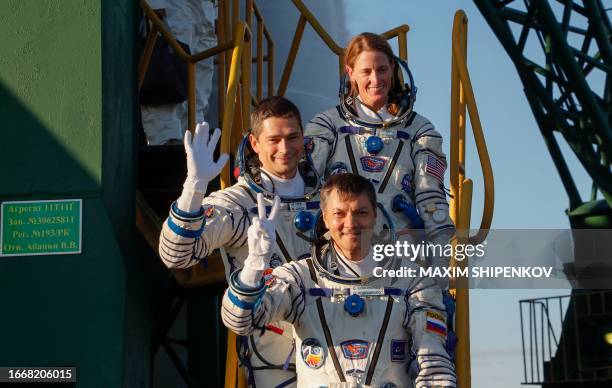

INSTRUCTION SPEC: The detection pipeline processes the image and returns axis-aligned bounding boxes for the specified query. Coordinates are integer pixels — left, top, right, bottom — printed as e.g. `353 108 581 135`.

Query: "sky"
335 1 598 387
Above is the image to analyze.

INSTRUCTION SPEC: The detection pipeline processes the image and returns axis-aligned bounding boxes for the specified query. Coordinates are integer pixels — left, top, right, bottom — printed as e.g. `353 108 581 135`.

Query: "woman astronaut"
304 33 456 285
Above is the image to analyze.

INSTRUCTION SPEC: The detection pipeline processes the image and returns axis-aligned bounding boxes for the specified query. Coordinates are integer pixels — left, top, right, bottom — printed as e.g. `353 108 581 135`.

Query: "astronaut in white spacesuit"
159 97 323 387
142 0 217 145
304 33 455 285
222 173 457 388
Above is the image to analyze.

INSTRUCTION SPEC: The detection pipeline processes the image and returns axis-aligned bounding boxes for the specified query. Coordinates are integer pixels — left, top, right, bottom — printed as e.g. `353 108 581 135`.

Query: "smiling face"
346 49 393 112
322 189 376 261
249 116 304 179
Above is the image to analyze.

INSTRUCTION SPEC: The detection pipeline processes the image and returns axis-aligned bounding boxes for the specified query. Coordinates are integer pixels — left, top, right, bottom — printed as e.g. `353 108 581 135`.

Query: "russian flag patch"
425 311 447 337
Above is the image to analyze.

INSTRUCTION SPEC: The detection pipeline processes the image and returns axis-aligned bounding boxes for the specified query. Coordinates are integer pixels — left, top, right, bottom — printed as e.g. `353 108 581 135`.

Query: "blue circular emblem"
328 161 349 176
294 211 315 232
344 294 365 317
269 254 282 269
380 383 397 388
365 136 384 154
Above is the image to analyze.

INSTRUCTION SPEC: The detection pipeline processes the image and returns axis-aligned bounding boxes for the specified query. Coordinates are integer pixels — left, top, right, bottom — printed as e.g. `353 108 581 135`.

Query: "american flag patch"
426 154 446 183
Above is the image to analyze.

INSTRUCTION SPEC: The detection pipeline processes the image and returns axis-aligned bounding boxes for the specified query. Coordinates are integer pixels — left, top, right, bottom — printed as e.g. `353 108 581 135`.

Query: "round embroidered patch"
328 161 349 176
301 338 325 369
380 383 397 388
269 253 282 269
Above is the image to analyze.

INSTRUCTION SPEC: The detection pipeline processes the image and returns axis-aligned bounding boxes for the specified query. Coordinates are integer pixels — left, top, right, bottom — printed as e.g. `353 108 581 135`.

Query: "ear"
248 133 259 153
322 208 331 230
345 65 354 79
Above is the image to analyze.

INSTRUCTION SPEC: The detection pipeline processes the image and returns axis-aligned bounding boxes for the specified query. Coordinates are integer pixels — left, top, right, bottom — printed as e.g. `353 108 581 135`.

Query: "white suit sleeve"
404 279 456 388
411 119 456 275
304 110 339 178
158 192 251 269
221 262 307 336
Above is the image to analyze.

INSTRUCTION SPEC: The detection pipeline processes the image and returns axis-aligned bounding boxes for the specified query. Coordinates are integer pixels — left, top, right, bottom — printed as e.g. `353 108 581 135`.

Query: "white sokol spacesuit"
160 133 323 387
142 0 217 145
304 63 455 280
222 238 457 388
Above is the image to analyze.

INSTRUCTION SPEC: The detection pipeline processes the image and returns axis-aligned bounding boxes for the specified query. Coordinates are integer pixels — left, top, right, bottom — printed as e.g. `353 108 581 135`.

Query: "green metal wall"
0 0 139 386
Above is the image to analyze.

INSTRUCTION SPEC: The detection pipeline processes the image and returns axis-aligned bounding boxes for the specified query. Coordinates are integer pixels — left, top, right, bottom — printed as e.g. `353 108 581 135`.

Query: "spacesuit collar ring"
236 135 322 201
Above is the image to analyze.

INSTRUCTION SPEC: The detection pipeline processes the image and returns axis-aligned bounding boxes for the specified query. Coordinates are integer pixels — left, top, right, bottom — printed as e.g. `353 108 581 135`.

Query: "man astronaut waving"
222 173 456 387
159 97 321 387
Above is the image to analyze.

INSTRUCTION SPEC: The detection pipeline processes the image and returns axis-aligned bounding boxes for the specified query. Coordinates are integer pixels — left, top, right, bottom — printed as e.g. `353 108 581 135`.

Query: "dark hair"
320 173 377 213
344 32 403 115
250 96 303 138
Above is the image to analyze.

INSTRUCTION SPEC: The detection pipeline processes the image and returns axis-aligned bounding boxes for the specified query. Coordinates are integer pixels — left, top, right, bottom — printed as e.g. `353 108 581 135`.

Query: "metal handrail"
449 10 495 388
137 2 250 261
139 0 251 141
137 2 274 387
449 10 495 245
278 0 410 96
218 0 275 153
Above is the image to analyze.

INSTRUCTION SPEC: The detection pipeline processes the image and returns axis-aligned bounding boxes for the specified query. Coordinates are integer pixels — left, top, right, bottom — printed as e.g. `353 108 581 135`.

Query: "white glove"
177 122 229 212
239 193 281 288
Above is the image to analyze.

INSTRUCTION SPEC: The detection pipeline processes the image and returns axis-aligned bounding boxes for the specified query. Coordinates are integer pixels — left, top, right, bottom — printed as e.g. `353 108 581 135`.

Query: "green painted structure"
0 1 153 387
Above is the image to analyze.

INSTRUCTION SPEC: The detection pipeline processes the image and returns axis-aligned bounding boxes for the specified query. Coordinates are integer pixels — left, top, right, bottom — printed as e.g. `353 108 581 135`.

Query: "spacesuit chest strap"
378 141 404 194
306 259 346 381
306 258 318 283
343 135 358 174
365 296 394 385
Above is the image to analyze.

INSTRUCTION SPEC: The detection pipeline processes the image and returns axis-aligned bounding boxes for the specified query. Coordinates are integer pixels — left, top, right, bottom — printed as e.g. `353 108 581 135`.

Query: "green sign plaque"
1 199 82 256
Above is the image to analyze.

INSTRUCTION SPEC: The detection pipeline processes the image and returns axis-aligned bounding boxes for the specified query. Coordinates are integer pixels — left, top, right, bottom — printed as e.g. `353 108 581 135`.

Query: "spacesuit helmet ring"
235 134 321 201
339 56 416 129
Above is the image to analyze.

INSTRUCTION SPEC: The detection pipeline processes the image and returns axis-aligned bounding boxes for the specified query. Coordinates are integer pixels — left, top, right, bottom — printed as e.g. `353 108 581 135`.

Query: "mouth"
274 155 293 163
368 85 385 93
341 231 362 239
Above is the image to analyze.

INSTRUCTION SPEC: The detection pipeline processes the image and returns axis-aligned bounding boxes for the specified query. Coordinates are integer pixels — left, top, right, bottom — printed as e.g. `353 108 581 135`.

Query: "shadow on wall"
0 80 164 388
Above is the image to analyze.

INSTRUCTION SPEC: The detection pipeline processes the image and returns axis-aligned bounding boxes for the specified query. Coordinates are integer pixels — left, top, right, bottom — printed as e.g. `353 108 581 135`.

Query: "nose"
345 211 358 228
277 138 289 153
370 70 382 85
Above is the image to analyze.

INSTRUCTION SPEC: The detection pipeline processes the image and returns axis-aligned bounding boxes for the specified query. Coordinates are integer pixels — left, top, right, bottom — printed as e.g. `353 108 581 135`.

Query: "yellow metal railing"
138 1 256 387
137 0 251 245
217 0 275 154
277 0 409 96
449 10 495 388
138 1 494 387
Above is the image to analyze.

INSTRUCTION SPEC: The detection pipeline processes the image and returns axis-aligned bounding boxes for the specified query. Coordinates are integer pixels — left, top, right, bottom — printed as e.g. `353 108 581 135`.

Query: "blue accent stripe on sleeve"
171 201 205 218
227 289 258 310
166 217 204 239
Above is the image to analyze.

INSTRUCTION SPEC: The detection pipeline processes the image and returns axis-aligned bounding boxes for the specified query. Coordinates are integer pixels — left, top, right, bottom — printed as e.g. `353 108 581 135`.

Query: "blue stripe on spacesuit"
171 201 206 219
166 217 205 239
338 126 411 140
411 147 447 160
227 289 262 310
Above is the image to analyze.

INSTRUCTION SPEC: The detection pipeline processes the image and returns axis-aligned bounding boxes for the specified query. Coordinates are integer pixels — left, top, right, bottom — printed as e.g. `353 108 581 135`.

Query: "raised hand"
183 122 229 193
240 194 281 287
